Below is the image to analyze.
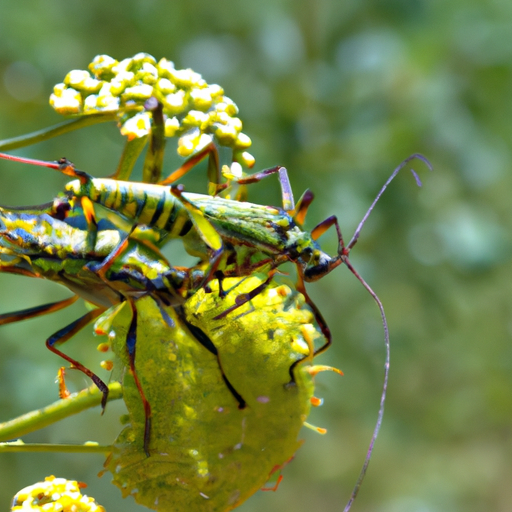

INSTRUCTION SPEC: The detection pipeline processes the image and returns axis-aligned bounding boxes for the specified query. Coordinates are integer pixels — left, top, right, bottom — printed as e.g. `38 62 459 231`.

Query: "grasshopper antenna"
341 153 432 510
347 153 432 251
342 260 389 512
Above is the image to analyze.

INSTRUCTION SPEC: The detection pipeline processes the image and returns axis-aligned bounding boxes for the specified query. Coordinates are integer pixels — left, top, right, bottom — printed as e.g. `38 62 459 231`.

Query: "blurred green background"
0 1 511 511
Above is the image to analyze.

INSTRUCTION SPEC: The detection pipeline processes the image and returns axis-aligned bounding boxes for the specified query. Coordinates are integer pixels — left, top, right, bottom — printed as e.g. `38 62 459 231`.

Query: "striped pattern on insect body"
0 153 345 284
104 275 338 512
0 151 431 376
61 168 340 282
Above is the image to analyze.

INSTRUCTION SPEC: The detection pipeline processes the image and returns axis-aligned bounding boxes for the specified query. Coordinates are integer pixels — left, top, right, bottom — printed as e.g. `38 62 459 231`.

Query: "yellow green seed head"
49 53 254 168
103 276 329 511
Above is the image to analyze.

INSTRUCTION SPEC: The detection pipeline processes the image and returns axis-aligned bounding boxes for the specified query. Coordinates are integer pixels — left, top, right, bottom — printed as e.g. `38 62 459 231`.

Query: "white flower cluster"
50 53 254 168
11 475 105 512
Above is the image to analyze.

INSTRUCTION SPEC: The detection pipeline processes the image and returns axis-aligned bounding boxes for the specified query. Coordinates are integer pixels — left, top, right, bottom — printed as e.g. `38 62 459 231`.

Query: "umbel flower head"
50 53 254 168
11 475 105 512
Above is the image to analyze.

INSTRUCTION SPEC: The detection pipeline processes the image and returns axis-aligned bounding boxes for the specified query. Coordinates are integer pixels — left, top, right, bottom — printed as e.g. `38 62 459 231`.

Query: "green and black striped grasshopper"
0 148 432 361
0 204 252 453
0 147 431 509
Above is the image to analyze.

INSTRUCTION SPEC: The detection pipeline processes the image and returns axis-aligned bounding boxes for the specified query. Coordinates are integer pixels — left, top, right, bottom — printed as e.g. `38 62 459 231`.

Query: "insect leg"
292 189 315 227
213 270 277 320
0 265 38 278
169 185 226 291
181 314 246 410
46 308 108 409
87 230 133 281
287 267 332 384
124 300 152 457
0 296 79 325
310 214 343 244
170 185 223 252
233 166 295 212
158 141 221 193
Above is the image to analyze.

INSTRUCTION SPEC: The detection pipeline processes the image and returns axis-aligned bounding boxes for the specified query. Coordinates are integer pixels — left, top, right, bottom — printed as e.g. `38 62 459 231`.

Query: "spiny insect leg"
87 230 133 280
159 141 221 193
170 185 223 253
234 166 295 212
292 189 315 227
0 296 79 325
181 314 246 410
308 215 346 279
46 308 108 409
213 270 276 320
124 301 152 457
286 268 332 384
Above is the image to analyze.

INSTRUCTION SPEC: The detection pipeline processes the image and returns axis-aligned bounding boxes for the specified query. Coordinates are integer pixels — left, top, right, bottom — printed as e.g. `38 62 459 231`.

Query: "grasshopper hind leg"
0 296 111 406
46 308 109 409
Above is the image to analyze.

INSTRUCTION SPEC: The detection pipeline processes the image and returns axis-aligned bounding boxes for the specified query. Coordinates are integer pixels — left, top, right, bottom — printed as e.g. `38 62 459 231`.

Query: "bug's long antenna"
347 153 432 251
340 154 432 509
342 257 389 512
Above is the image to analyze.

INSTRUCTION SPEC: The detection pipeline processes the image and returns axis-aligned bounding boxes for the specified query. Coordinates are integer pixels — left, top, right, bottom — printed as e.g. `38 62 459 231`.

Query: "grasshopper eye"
304 251 331 281
301 246 313 260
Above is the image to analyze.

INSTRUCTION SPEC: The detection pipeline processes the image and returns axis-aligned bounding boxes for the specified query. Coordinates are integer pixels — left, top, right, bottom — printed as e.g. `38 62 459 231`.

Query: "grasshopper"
0 150 432 364
0 206 249 454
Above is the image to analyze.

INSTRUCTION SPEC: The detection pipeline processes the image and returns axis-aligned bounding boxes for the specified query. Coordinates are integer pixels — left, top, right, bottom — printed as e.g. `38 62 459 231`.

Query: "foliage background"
0 1 511 511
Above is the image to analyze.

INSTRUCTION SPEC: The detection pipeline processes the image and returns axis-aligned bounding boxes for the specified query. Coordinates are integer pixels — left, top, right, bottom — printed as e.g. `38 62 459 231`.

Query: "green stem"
113 136 148 180
0 115 117 151
142 101 166 183
0 441 111 454
0 382 122 442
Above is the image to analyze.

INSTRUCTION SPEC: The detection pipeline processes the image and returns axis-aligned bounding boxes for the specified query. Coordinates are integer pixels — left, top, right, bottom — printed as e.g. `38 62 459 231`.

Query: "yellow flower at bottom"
11 476 105 512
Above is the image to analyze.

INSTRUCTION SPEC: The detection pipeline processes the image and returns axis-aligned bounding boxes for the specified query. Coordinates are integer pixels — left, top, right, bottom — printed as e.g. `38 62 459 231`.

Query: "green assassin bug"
0 150 432 365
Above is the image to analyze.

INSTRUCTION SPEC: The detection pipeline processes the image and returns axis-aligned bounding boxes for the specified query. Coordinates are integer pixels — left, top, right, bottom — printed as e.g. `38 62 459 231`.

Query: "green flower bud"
177 128 201 156
157 58 176 79
182 110 210 130
156 78 176 95
137 62 159 85
234 132 252 149
235 150 256 168
162 89 186 115
211 122 238 145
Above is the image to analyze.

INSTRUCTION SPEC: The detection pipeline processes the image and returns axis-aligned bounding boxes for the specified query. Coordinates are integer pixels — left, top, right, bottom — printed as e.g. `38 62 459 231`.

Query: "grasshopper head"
302 248 342 282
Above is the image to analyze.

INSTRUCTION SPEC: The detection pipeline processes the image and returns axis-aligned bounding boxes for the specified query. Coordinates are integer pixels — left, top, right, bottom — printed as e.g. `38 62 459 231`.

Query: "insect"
0 150 432 368
0 150 432 492
0 206 247 454
104 275 339 512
